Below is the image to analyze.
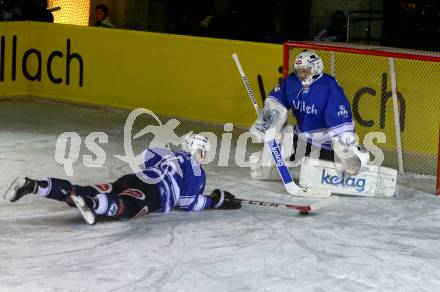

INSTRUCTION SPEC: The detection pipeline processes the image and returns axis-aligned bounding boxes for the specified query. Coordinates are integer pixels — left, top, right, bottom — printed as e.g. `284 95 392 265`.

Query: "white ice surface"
1 100 440 292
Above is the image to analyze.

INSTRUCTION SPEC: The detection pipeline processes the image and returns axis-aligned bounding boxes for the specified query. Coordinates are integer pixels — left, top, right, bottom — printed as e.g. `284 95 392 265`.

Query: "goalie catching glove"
210 189 242 210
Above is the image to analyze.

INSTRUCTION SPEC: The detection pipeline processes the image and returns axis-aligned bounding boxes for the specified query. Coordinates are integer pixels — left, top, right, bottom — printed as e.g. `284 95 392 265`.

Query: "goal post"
283 41 440 193
438 125 440 195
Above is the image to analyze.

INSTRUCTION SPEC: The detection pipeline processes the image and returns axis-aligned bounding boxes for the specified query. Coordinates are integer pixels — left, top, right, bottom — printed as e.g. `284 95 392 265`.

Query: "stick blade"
285 182 332 198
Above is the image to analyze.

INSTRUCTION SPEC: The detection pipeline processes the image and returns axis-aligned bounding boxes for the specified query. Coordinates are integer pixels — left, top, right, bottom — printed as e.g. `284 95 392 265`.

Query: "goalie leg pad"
299 158 397 197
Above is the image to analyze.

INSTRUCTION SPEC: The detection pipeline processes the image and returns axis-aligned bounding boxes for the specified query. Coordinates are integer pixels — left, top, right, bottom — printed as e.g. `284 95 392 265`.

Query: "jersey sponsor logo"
292 100 318 115
320 169 366 192
271 143 284 167
337 105 349 117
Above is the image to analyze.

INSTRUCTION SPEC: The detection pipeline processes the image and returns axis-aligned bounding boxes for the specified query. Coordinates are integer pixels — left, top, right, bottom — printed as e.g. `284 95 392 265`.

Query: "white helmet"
293 50 324 86
181 134 211 160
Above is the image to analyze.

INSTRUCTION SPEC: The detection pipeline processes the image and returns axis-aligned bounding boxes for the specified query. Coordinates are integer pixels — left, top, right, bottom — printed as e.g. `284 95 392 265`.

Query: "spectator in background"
94 4 115 28
167 0 309 43
0 0 23 21
199 0 270 42
264 0 289 43
168 0 271 42
314 10 347 42
169 0 211 36
224 0 271 42
195 0 231 38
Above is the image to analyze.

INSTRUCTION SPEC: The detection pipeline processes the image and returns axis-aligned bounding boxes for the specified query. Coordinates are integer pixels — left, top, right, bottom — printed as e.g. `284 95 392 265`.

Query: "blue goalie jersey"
268 73 354 149
140 148 212 212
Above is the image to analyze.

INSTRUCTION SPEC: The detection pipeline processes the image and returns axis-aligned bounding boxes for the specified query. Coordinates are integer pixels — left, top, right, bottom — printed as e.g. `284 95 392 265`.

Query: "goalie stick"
232 53 331 198
236 196 339 214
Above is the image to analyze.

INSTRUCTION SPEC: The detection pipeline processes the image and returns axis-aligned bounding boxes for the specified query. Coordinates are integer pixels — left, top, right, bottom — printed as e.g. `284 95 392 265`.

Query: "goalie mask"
181 134 211 161
294 50 324 86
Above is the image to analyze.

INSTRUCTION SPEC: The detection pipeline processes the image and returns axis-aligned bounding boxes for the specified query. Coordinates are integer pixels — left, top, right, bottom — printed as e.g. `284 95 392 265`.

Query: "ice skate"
3 177 37 202
71 194 97 225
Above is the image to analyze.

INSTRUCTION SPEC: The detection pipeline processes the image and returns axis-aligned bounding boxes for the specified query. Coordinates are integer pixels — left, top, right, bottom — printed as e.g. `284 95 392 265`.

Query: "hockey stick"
232 53 331 198
236 196 338 214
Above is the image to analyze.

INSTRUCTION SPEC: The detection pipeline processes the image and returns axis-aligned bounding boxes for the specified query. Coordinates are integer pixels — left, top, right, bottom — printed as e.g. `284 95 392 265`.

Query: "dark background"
1 0 439 51
382 0 439 51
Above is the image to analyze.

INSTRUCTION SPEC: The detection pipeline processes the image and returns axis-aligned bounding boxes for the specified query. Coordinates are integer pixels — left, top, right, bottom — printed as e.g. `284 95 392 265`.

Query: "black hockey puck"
299 210 310 215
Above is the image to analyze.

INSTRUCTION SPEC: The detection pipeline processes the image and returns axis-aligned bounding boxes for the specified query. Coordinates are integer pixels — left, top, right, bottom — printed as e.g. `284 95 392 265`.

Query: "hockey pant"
34 174 162 220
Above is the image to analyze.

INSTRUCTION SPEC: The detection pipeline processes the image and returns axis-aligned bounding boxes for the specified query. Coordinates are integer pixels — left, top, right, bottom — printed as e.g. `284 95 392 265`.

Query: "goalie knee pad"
249 150 276 180
249 131 299 180
250 151 265 180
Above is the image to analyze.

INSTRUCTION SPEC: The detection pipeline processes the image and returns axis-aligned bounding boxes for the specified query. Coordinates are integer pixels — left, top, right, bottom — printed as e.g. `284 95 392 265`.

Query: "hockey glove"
333 132 370 175
210 189 241 210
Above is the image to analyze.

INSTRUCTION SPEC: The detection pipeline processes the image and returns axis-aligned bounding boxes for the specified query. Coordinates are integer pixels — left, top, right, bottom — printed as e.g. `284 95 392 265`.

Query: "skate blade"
71 195 96 225
3 177 26 202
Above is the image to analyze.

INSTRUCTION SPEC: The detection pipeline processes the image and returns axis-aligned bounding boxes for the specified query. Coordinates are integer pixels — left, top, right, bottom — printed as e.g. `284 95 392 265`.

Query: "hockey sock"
35 177 73 201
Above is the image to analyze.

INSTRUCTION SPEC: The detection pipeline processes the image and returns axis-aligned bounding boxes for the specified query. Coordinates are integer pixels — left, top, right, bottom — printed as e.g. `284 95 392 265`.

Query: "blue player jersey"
140 148 211 212
268 73 354 149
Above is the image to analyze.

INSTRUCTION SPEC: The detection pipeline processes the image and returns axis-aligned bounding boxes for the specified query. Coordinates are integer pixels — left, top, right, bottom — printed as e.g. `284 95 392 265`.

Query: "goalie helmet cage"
283 41 440 195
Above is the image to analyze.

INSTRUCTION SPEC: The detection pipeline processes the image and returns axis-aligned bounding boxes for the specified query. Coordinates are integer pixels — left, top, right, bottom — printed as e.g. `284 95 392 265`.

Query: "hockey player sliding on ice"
250 50 397 197
3 134 241 224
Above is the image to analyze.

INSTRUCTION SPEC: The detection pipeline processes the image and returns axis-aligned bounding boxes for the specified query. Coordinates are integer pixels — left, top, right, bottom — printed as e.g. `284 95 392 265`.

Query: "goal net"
283 41 440 191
